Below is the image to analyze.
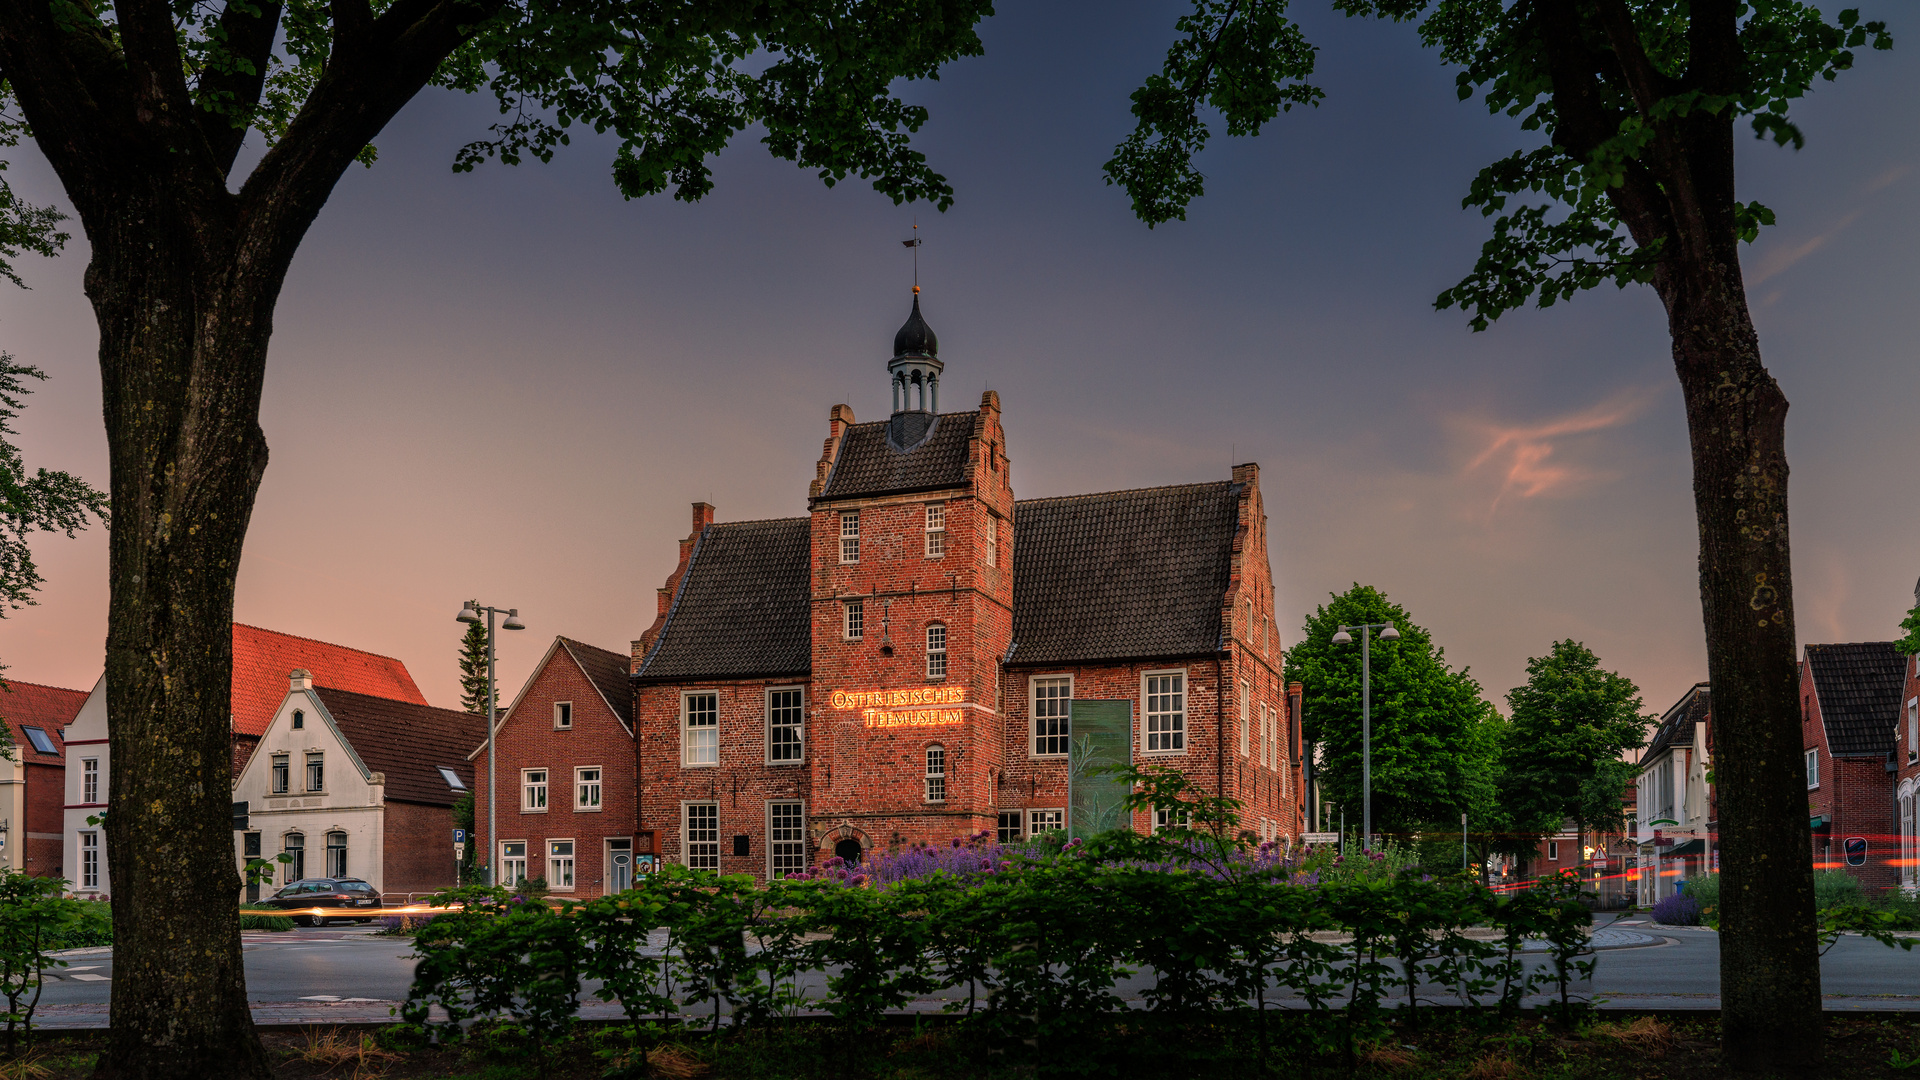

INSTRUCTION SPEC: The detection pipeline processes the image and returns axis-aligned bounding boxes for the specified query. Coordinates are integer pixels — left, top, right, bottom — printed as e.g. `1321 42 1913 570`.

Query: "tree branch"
1592 0 1669 117
196 0 287 179
0 0 136 214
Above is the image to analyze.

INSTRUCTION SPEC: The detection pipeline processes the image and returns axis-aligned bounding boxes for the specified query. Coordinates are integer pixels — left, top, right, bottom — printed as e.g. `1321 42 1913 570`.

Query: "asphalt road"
32 916 1920 1011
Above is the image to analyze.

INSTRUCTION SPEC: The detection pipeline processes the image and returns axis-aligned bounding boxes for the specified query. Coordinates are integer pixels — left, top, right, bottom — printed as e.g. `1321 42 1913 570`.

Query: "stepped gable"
817 412 975 501
1805 641 1906 757
310 686 480 806
558 638 634 727
634 517 812 683
1008 481 1239 667
232 623 426 736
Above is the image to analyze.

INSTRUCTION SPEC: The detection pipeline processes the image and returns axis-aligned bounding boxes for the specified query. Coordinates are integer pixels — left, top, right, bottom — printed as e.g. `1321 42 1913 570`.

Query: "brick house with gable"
0 680 85 879
477 295 1300 886
471 636 637 897
1801 641 1905 892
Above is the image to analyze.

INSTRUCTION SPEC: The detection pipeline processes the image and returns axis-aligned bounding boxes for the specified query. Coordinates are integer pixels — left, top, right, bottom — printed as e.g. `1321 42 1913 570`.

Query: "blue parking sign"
453 828 467 845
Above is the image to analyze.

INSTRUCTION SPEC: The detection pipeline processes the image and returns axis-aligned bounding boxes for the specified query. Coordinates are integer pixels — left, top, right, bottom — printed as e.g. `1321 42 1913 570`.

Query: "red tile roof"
0 680 87 763
231 624 426 737
311 686 480 807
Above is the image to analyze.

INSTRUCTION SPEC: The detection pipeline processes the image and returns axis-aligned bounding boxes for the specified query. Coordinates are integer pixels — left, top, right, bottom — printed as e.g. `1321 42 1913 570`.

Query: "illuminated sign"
830 687 968 729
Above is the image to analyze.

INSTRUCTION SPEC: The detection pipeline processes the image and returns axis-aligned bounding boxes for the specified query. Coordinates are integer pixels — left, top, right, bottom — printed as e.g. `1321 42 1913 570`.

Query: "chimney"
290 669 313 691
692 501 715 533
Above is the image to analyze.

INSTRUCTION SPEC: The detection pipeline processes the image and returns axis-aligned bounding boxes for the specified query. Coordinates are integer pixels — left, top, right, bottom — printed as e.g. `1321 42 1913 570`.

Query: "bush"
1814 870 1862 911
1650 892 1700 926
1680 874 1718 922
52 896 112 948
239 908 296 932
1870 888 1920 930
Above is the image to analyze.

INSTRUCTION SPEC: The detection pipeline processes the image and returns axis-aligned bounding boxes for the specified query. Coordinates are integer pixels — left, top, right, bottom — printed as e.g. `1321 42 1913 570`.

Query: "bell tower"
887 289 942 416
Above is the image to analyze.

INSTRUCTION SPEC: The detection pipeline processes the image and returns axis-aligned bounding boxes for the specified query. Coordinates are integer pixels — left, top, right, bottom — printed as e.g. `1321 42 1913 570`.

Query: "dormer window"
438 767 466 791
21 727 55 755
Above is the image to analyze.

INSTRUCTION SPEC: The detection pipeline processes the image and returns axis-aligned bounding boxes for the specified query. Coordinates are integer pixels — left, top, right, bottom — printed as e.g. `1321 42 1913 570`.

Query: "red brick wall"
477 641 639 898
24 760 62 878
232 733 260 780
1803 658 1901 891
383 800 461 897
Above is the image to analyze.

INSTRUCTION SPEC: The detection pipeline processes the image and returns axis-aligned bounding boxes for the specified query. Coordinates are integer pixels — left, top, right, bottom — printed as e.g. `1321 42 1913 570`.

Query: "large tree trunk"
90 178 277 1079
1662 253 1822 1074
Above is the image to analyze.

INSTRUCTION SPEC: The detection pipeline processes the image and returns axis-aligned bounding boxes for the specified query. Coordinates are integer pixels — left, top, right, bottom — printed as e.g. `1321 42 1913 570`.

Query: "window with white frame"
926 624 948 678
685 803 720 870
522 768 549 811
1029 809 1064 834
501 841 528 885
840 510 860 563
576 766 602 810
271 753 289 795
1548 841 1559 862
555 702 573 729
1144 671 1186 753
683 692 718 766
81 832 98 889
1264 705 1275 768
844 600 864 641
767 687 805 763
925 503 946 558
548 840 575 889
983 515 998 567
768 801 807 879
283 832 305 882
1154 806 1190 832
1909 699 1918 763
1805 748 1819 789
326 831 348 878
82 758 98 803
1032 676 1071 756
305 752 325 792
1238 683 1250 757
925 744 947 803
997 811 1023 843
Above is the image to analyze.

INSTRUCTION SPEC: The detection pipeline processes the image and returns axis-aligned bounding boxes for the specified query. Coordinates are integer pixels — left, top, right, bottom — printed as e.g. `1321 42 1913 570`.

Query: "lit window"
925 745 946 803
81 832 98 889
21 726 54 755
840 511 860 563
326 831 348 878
925 503 946 558
501 841 528 885
1029 809 1064 834
1805 748 1819 789
984 515 997 568
82 758 99 803
767 688 805 763
926 624 948 679
683 693 718 766
576 767 602 810
769 801 807 879
555 702 573 730
998 811 1023 843
292 710 304 730
271 754 290 795
305 752 325 792
438 767 466 791
548 840 575 889
685 803 719 871
523 769 548 811
1033 676 1071 756
1144 671 1186 753
844 600 864 641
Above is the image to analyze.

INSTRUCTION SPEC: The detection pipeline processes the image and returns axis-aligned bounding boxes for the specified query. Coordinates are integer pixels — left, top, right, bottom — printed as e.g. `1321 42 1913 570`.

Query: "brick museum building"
477 295 1302 890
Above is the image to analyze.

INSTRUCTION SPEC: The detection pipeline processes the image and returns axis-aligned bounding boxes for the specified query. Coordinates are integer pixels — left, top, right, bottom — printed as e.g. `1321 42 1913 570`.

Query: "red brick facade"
382 800 463 897
1801 653 1901 892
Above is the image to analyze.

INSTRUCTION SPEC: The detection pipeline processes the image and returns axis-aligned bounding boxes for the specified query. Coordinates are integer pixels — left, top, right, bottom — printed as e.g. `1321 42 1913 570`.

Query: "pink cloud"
1464 390 1657 512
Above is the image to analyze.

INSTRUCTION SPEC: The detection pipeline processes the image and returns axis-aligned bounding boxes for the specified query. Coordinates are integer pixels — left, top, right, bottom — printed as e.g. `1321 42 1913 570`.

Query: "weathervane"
901 219 922 294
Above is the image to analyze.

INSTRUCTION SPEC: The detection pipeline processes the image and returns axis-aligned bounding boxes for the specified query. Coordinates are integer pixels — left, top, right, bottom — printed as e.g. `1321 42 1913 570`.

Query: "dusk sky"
2 2 1915 722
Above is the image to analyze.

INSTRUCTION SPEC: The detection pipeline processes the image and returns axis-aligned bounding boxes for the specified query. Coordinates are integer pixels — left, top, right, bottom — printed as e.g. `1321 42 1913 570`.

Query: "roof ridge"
1014 479 1233 505
556 636 629 664
708 515 810 528
311 682 473 718
0 679 87 696
233 622 412 665
845 410 975 431
1805 640 1896 650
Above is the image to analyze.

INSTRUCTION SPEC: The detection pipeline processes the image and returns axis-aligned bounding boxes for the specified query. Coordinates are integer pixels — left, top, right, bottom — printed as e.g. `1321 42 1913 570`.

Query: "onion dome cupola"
887 291 943 415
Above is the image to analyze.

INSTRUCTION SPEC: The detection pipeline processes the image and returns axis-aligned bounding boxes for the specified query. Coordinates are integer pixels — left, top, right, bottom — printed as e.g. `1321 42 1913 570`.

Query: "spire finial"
902 218 921 295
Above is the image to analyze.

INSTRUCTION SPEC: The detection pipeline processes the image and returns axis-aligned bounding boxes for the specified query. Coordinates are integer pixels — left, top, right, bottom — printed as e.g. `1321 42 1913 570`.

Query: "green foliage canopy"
1497 639 1650 850
1285 585 1498 835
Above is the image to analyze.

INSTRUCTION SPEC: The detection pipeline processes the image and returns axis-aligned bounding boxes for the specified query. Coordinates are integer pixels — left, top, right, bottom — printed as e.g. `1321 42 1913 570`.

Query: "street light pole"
1332 621 1399 852
458 601 526 885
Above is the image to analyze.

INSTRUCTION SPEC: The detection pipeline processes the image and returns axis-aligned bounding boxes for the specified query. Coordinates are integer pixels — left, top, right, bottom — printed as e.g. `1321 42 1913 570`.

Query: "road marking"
69 974 109 982
61 966 100 971
299 995 341 1002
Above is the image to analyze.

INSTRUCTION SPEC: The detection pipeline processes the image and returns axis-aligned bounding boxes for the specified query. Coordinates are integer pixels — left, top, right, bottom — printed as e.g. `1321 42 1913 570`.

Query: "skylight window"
22 727 56 755
438 767 466 790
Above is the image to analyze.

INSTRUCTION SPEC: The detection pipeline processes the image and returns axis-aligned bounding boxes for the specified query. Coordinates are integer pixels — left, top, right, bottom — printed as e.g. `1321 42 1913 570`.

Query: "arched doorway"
834 838 864 865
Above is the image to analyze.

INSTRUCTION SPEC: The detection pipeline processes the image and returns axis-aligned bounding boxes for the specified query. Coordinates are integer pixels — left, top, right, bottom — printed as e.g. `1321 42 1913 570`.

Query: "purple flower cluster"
866 830 1013 885
781 854 868 886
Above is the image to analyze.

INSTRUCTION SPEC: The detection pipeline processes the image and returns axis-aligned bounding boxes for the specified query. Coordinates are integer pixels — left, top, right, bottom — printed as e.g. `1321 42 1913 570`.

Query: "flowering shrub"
1650 892 1701 926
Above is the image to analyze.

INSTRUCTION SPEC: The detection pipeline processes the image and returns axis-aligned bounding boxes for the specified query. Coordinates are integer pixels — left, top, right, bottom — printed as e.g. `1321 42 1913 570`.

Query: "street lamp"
1332 621 1399 852
458 601 526 885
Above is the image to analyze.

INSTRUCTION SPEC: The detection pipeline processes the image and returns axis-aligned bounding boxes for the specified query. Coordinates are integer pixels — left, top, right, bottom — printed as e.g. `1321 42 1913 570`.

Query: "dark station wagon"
260 878 383 925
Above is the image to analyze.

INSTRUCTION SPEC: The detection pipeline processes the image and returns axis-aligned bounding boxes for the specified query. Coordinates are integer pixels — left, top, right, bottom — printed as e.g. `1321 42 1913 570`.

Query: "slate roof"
232 624 426 737
559 637 634 727
634 517 813 683
311 686 481 807
818 412 975 501
1644 683 1710 762
1805 641 1906 757
0 680 84 764
1008 482 1239 666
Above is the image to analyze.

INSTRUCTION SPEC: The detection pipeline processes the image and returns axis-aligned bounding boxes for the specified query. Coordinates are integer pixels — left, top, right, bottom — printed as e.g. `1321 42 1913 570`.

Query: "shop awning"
1664 838 1706 857
1810 815 1831 831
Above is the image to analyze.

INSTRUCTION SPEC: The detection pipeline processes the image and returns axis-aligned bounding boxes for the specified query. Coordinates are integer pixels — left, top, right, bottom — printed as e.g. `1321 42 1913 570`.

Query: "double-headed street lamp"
1331 621 1399 852
457 600 525 884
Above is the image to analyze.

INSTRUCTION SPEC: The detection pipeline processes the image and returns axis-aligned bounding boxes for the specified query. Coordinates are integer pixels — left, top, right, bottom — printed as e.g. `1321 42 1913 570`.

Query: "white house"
62 678 109 896
1635 682 1714 906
